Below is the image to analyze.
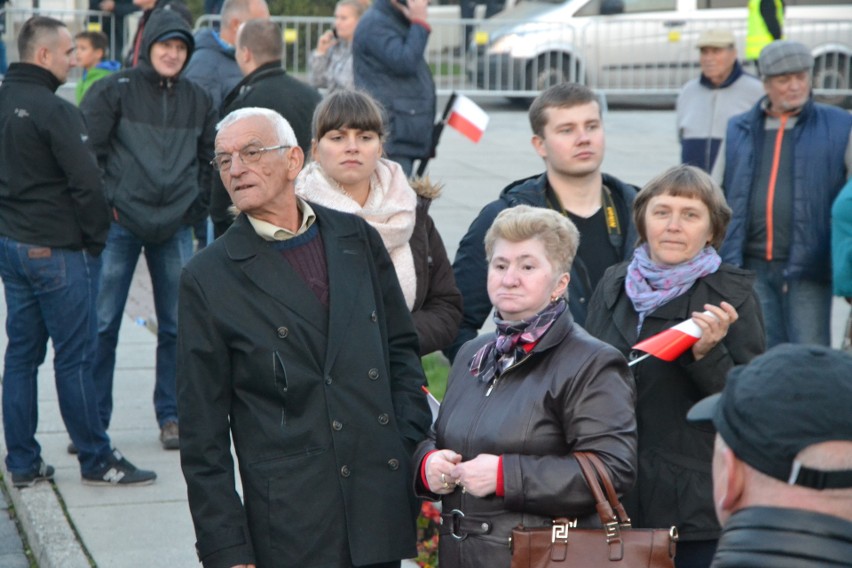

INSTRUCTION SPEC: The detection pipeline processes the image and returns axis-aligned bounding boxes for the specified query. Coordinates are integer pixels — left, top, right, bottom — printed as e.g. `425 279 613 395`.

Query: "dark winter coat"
211 61 322 236
353 0 436 160
414 308 637 568
82 9 217 244
449 172 638 359
585 262 765 541
719 96 852 283
409 181 463 355
712 507 852 567
182 28 243 111
177 208 432 568
0 63 109 255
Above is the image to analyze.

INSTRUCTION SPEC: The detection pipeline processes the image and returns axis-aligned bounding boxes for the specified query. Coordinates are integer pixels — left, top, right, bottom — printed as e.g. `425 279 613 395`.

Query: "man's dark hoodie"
82 9 217 244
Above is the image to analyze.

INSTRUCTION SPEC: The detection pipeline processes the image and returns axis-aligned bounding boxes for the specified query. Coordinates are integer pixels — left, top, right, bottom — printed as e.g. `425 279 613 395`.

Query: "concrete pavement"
0 102 848 567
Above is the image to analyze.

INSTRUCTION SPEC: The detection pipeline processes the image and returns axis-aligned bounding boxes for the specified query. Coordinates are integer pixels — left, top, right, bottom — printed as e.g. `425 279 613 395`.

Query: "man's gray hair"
216 107 298 148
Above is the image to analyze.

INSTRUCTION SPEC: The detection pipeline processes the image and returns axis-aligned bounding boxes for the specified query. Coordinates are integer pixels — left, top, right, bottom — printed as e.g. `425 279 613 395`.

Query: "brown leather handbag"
510 452 678 568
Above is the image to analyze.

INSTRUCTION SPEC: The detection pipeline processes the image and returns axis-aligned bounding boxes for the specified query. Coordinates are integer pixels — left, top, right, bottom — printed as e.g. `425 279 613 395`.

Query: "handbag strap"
584 452 632 526
574 452 619 527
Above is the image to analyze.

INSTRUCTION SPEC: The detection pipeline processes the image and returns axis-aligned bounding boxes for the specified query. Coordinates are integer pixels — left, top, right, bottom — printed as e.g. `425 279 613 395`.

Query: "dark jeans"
0 238 112 476
743 257 831 348
93 224 193 429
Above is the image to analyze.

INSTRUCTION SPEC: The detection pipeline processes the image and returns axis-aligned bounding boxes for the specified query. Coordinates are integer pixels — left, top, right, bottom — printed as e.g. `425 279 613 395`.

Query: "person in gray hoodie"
81 8 217 451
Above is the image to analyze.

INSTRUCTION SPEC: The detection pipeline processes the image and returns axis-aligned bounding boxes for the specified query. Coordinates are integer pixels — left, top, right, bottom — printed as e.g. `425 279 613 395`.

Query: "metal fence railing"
3 8 849 105
196 14 851 104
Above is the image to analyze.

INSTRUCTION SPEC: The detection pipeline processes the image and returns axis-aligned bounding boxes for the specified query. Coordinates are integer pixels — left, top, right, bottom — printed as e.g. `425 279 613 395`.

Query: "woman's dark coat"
409 184 463 355
585 262 765 542
177 209 432 568
414 309 637 568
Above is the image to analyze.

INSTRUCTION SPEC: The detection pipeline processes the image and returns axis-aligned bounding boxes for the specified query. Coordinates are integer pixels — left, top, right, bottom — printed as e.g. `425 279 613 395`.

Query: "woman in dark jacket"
296 89 462 355
585 165 765 568
414 205 637 568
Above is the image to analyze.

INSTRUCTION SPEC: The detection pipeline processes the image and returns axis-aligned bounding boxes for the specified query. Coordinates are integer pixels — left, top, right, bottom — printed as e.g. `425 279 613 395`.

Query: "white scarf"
296 158 418 310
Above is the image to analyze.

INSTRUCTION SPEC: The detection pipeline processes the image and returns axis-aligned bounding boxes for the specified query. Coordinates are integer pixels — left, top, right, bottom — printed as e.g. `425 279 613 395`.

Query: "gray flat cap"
759 40 814 77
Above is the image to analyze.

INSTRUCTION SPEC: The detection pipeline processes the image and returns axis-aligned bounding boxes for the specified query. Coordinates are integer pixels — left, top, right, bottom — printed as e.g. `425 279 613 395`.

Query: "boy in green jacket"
75 31 120 104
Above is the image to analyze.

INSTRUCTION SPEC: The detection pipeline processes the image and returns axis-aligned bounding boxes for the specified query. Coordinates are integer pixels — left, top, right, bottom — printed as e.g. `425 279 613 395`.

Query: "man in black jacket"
447 83 638 360
210 18 321 238
81 9 217 451
688 344 852 567
0 16 156 487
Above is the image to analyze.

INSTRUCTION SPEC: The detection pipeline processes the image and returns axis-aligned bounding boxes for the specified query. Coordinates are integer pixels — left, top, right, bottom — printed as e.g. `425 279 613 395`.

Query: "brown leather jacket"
414 309 637 568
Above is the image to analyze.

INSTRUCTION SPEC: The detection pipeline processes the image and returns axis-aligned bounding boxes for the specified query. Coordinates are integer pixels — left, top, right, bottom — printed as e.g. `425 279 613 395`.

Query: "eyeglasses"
210 144 291 171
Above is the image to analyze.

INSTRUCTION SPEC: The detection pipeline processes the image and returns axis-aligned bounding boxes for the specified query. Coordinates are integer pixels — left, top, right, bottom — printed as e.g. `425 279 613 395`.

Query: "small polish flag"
446 94 490 143
422 385 441 423
631 311 715 364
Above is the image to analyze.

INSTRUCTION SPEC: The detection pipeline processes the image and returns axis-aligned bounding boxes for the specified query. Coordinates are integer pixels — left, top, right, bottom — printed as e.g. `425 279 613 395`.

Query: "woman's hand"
315 30 336 55
425 449 463 494
451 454 499 498
691 301 738 361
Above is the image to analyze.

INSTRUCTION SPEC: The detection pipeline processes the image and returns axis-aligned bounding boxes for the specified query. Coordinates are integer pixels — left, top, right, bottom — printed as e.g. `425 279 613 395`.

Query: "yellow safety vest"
747 0 784 60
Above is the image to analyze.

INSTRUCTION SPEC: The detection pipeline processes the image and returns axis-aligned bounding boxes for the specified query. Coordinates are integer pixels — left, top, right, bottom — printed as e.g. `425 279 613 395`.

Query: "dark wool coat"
414 309 637 568
585 262 765 542
177 209 432 568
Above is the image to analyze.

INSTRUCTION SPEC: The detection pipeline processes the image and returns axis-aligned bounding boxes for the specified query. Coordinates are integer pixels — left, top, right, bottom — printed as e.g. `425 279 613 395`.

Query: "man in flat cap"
81 8 217 450
687 344 852 566
713 39 852 348
677 29 763 172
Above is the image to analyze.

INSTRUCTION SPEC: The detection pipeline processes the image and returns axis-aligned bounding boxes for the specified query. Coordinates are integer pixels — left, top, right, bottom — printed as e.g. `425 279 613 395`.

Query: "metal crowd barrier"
196 13 851 104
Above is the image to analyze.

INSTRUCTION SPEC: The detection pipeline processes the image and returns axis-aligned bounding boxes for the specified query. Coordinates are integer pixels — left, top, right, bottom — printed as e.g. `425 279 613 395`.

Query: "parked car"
469 0 852 104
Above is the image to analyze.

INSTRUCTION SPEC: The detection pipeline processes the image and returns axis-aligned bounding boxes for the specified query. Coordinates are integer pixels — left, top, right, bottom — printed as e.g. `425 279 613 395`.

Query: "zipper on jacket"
765 113 789 261
484 354 534 397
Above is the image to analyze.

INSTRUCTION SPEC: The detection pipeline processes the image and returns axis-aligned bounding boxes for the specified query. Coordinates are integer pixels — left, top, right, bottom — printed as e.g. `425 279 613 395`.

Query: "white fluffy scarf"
296 158 418 310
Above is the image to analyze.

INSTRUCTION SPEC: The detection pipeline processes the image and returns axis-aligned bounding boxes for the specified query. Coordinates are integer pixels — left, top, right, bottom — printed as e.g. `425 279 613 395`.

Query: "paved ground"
0 100 848 566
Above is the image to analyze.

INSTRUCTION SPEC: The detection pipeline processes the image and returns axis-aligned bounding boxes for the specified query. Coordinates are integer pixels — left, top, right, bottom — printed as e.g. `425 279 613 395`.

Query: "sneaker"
82 449 157 486
12 460 55 488
159 420 179 450
67 440 78 455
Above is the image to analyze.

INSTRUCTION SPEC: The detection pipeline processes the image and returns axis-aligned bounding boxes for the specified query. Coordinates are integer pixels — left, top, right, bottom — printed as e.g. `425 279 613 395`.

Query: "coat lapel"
224 215 328 333
315 209 367 374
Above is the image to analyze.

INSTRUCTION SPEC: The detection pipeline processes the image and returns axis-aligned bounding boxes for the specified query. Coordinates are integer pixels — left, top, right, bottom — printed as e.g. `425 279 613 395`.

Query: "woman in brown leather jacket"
413 205 637 568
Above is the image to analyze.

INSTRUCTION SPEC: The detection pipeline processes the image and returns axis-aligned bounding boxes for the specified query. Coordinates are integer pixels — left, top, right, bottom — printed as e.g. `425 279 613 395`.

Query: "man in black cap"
81 8 217 451
713 39 852 349
688 344 852 567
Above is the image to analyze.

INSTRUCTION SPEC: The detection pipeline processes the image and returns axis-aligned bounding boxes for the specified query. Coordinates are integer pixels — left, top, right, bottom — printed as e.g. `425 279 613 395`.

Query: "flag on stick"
631 311 715 363
422 386 441 423
446 94 490 143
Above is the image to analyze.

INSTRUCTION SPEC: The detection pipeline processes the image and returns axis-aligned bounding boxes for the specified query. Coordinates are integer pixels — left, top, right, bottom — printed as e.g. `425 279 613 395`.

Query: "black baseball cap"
688 344 852 489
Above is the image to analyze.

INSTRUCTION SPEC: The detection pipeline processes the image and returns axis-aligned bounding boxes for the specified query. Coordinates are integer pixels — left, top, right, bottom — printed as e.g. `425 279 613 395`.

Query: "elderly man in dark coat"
177 107 432 568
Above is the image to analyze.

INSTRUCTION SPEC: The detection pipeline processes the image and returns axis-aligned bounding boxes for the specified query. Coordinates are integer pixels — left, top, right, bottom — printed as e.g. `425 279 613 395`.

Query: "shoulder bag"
510 451 678 568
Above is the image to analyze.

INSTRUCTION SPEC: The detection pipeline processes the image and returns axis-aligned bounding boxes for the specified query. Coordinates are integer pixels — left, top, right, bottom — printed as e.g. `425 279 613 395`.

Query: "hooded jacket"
182 28 243 111
353 0 436 160
82 9 217 244
449 172 638 359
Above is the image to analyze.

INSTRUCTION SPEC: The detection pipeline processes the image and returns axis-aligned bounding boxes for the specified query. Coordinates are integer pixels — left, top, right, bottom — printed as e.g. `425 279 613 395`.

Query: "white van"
469 0 852 103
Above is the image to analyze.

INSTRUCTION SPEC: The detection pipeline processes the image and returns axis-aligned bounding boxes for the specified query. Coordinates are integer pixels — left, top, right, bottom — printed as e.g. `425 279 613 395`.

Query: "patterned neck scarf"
625 243 721 332
469 298 566 385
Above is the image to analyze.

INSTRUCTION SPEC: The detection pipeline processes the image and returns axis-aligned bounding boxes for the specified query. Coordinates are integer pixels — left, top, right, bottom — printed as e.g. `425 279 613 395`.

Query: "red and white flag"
631 314 710 363
422 385 441 423
446 94 490 143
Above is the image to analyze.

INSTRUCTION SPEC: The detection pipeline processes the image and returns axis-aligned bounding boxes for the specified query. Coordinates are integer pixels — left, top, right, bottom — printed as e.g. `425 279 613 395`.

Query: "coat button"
332 420 343 431
340 465 350 477
387 458 400 470
579 297 586 304
368 368 379 380
370 310 378 322
277 326 289 338
325 375 333 385
377 413 389 425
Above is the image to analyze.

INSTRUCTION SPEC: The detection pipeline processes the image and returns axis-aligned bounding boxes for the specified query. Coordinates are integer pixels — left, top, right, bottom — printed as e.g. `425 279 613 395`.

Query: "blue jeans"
93 224 193 429
744 258 832 348
0 238 112 476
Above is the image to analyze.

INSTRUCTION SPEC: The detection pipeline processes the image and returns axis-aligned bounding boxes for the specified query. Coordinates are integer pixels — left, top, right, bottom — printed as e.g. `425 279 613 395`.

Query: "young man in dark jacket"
0 16 156 487
353 0 435 176
81 8 217 450
210 18 321 238
447 83 638 360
